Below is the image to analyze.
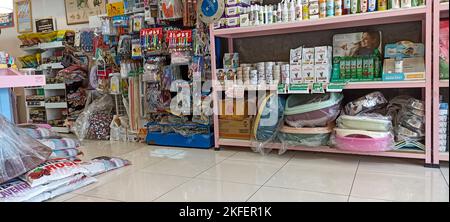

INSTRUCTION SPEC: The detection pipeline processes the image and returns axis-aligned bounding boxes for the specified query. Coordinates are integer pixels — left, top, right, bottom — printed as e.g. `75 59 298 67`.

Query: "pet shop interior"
0 0 448 203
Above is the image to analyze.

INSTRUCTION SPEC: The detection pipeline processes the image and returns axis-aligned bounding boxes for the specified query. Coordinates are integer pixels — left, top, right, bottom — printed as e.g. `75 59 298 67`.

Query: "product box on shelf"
384 42 425 58
240 13 250 26
302 64 315 83
382 57 425 81
290 46 303 65
289 64 302 84
302 48 315 65
219 98 256 120
314 46 332 65
333 31 382 57
224 53 239 69
219 117 253 140
315 64 331 83
225 16 240 28
225 0 250 6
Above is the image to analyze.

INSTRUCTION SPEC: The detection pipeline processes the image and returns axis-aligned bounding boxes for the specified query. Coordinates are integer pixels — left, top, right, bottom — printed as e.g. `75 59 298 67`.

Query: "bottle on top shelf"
343 0 351 14
327 0 335 16
335 0 343 16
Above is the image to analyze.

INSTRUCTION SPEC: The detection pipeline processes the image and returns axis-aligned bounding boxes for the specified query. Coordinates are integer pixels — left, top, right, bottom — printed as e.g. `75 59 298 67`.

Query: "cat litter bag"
0 115 52 184
284 93 343 128
252 93 286 155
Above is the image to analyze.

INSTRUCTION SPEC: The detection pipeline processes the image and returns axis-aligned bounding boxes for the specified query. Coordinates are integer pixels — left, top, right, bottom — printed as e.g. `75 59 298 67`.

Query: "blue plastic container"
145 123 214 149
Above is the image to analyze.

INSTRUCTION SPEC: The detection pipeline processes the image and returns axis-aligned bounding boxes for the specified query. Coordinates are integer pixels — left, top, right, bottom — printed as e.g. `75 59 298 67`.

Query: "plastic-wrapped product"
337 114 392 132
37 138 80 150
344 91 388 116
27 176 97 202
252 93 286 154
18 125 60 139
284 93 343 127
79 156 131 177
20 159 89 188
332 130 394 152
49 149 82 159
278 124 333 147
0 115 52 184
72 94 114 141
0 174 85 202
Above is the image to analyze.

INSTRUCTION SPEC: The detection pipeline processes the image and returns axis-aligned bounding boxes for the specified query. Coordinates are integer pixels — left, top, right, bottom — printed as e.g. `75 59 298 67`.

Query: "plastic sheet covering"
277 124 333 147
388 97 426 146
72 94 114 141
336 113 393 132
344 91 388 116
284 93 343 127
252 93 286 155
0 115 52 184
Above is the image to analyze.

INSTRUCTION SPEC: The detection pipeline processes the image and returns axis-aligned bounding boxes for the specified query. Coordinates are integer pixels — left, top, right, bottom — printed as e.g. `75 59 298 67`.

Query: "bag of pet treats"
0 115 52 184
0 174 85 202
80 156 131 176
21 159 89 187
27 176 97 202
49 149 82 159
38 138 81 150
18 124 60 139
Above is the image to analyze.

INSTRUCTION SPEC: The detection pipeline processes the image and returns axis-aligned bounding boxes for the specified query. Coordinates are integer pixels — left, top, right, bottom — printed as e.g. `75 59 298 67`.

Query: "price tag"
326 83 346 92
312 83 324 93
288 83 310 94
277 84 286 94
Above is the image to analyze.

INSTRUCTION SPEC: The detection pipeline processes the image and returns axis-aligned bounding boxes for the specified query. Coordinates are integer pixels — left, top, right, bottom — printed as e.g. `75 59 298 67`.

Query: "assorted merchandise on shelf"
0 116 131 202
440 19 449 80
439 98 449 153
214 0 426 29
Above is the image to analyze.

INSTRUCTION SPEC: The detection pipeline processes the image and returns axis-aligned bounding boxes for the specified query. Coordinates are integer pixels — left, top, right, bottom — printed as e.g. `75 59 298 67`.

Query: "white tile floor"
57 140 449 202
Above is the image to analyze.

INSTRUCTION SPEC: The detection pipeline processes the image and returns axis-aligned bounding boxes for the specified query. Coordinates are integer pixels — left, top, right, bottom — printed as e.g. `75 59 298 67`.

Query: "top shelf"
213 6 427 39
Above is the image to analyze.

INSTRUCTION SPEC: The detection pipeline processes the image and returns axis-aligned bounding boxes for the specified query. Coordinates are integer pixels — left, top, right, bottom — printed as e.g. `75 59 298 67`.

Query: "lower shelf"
440 152 449 162
218 138 426 159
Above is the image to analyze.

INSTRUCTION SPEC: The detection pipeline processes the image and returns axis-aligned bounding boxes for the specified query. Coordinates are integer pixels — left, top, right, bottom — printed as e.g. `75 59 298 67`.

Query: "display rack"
432 0 449 164
209 3 434 165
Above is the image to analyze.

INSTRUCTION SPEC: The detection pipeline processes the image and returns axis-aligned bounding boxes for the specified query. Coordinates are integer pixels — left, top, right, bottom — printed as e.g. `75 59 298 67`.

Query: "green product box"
366 56 374 80
356 57 363 80
339 57 346 80
345 57 352 80
373 56 381 80
332 57 341 81
350 57 357 80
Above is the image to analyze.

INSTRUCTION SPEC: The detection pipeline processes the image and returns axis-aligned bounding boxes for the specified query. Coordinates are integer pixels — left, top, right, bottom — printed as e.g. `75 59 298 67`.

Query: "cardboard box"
384 42 424 58
302 48 315 65
315 64 331 83
333 31 382 57
225 6 243 17
289 64 303 84
382 57 425 81
219 98 256 120
219 117 253 140
290 46 303 65
314 46 332 65
302 64 315 83
239 13 249 27
225 16 240 28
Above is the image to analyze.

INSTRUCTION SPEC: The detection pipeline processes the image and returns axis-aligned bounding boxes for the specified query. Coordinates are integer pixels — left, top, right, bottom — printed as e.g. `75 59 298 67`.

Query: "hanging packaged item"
140 28 164 54
278 123 334 147
131 13 145 33
160 0 183 20
131 38 142 59
284 93 343 128
166 29 193 52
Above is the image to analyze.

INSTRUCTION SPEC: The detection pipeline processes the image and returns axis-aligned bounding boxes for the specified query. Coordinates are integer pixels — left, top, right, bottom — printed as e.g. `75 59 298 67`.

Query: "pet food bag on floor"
80 156 131 176
27 176 97 202
0 115 52 184
72 94 114 141
49 149 82 160
17 124 60 139
38 138 81 150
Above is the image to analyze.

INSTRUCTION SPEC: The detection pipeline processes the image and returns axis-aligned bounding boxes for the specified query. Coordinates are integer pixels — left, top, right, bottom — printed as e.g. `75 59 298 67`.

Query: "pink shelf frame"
0 68 46 88
209 2 434 165
432 0 449 164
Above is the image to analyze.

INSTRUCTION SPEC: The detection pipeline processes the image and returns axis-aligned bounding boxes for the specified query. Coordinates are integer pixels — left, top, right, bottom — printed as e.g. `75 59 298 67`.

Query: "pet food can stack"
250 69 258 85
439 100 449 153
243 67 251 84
256 62 266 84
334 92 394 152
265 62 274 84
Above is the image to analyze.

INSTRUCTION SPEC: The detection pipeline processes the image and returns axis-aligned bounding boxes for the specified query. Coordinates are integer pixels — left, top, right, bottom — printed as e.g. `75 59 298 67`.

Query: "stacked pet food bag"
0 115 131 202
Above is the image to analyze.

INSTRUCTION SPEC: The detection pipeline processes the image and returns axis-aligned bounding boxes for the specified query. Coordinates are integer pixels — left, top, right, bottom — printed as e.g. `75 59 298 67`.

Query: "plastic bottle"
369 0 377 11
296 0 303 20
326 0 335 16
290 0 297 21
319 0 327 18
268 5 274 24
249 5 254 25
351 0 359 13
283 1 289 22
259 5 264 24
360 0 368 13
334 0 342 16
309 0 320 19
264 5 269 24
401 0 411 8
302 0 310 20
343 0 351 14
390 0 401 9
378 0 387 11
277 3 283 22
254 5 260 25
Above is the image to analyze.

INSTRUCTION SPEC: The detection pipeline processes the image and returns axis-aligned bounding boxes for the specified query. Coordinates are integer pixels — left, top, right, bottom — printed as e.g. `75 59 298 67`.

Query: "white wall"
0 0 89 58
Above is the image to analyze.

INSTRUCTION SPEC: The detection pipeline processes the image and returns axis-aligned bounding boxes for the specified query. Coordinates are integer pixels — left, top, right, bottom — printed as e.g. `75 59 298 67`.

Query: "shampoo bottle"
326 0 335 16
319 0 327 18
360 0 368 13
351 0 359 14
334 0 342 16
343 0 351 14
